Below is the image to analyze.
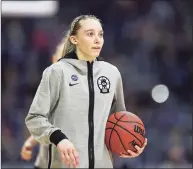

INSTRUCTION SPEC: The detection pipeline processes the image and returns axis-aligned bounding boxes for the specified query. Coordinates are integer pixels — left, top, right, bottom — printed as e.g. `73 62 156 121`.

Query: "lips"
92 47 101 50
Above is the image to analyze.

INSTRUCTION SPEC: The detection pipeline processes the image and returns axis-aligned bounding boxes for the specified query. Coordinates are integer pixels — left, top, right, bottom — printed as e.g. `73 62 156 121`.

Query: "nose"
94 36 101 44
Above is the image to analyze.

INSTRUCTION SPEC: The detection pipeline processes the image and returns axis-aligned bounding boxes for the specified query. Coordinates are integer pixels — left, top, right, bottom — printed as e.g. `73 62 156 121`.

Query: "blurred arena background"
1 0 192 168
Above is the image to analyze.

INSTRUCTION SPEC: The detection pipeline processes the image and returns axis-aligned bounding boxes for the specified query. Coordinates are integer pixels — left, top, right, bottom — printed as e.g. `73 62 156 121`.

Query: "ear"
69 36 78 45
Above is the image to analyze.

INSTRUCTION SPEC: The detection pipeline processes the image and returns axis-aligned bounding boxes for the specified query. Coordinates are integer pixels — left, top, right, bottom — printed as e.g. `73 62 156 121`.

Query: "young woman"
21 40 65 168
25 15 147 168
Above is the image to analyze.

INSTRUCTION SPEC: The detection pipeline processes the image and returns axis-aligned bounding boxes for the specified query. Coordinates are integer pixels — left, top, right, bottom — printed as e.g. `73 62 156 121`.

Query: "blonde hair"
52 15 101 63
52 37 66 63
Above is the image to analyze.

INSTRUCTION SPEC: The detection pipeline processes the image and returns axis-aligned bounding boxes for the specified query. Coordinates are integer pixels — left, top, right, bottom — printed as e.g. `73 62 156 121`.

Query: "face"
71 18 104 59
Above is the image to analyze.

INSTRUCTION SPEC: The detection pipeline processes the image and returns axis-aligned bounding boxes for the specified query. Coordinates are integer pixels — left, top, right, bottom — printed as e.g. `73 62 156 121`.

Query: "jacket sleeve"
25 66 67 145
111 70 126 114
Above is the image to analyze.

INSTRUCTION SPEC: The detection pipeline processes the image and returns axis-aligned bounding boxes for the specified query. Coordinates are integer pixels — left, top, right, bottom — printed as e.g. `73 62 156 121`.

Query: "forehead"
79 19 103 32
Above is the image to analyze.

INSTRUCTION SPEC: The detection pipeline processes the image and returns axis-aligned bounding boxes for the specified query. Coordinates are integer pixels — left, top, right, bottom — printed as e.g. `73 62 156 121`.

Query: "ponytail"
52 33 75 63
61 31 75 57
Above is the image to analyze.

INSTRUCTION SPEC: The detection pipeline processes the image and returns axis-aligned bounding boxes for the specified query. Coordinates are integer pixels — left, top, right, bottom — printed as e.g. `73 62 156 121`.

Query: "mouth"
92 47 101 50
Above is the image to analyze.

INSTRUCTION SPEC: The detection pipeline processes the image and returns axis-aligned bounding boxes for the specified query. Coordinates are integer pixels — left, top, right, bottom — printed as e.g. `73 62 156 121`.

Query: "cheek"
78 38 92 51
101 38 104 46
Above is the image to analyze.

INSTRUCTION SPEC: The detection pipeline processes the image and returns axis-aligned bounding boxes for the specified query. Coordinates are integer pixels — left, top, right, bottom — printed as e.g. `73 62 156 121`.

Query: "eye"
87 32 94 37
99 32 104 37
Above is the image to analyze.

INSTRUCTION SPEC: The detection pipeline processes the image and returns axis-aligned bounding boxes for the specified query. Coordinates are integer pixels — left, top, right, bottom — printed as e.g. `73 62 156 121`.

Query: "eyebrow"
85 29 103 33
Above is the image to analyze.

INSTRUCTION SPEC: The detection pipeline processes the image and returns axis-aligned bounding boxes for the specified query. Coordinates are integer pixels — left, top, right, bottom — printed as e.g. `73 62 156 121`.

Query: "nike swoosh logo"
69 83 79 86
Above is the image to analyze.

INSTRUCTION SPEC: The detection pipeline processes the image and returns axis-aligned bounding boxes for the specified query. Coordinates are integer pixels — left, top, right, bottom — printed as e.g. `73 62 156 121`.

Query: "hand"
120 138 147 158
20 141 33 161
57 139 80 168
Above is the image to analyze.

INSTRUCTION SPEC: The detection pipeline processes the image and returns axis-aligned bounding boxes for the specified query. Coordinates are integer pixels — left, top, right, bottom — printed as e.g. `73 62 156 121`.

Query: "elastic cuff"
50 130 68 146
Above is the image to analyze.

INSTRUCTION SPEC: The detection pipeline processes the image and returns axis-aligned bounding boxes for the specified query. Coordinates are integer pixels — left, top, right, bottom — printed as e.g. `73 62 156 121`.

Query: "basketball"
105 111 146 156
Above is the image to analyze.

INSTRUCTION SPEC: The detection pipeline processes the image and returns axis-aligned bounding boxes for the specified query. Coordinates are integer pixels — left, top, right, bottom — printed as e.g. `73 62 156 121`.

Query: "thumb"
24 142 33 150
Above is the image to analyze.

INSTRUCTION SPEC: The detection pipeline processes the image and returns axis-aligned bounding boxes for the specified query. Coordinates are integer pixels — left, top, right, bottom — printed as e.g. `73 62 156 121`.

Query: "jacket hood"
58 51 104 75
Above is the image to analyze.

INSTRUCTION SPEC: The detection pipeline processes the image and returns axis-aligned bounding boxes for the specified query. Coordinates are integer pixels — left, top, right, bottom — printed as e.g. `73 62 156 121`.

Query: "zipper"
87 61 95 169
48 144 52 169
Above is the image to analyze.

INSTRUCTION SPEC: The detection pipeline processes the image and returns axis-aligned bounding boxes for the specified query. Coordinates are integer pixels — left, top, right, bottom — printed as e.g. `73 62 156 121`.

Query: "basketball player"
20 41 65 168
25 15 147 168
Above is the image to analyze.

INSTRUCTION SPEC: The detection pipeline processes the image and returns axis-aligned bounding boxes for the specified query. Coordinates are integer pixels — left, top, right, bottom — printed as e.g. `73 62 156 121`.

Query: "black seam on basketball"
114 113 130 155
113 112 120 121
107 121 143 145
108 114 125 152
117 121 144 126
105 128 129 155
113 112 144 126
108 128 113 152
107 120 144 127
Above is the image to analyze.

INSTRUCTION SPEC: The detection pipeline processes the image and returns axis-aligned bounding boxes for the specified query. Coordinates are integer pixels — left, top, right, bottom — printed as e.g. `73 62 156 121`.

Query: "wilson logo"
134 125 145 137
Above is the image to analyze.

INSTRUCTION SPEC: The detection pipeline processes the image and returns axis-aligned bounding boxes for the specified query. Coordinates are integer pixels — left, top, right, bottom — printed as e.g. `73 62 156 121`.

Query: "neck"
76 49 95 63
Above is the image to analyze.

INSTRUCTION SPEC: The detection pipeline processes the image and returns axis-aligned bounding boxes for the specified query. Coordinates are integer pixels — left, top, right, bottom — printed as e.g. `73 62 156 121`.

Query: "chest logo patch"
97 76 110 94
71 74 78 81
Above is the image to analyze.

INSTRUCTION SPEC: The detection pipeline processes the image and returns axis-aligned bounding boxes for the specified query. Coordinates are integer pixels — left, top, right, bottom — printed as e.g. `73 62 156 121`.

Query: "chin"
92 52 101 58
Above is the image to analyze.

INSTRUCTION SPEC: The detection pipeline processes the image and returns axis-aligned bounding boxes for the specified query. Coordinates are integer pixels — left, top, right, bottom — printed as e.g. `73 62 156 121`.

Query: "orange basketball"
105 111 146 156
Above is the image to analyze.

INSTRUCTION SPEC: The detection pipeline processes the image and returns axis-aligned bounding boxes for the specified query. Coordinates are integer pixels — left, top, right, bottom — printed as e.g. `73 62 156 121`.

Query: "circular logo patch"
71 74 78 81
97 76 110 94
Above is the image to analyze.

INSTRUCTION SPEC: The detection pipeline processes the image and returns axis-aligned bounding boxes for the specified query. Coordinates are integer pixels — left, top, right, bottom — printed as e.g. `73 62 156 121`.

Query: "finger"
68 150 76 168
63 152 71 168
134 145 141 152
25 146 33 151
144 138 148 146
127 150 138 157
21 150 32 157
120 152 133 158
21 151 32 160
21 147 33 157
21 154 31 160
23 144 33 151
21 147 32 152
60 153 66 165
72 149 80 166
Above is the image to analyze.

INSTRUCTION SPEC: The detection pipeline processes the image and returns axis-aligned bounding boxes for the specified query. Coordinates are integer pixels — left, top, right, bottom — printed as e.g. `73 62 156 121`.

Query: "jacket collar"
58 51 103 75
60 51 104 61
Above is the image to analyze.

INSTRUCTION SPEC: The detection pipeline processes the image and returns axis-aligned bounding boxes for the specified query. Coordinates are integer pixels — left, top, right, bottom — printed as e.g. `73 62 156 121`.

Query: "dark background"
1 0 192 168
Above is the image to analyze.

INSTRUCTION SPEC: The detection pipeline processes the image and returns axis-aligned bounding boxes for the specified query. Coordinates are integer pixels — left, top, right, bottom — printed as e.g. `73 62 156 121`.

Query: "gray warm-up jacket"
25 51 126 168
34 144 49 168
